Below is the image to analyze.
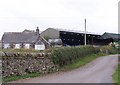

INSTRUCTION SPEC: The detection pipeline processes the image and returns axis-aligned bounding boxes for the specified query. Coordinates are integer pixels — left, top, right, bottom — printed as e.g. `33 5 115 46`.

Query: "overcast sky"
0 0 119 39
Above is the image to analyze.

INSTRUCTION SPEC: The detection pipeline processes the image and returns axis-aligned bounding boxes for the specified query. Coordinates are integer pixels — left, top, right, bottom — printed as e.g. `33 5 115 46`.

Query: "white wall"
25 44 30 49
4 43 10 49
35 44 45 50
15 44 20 49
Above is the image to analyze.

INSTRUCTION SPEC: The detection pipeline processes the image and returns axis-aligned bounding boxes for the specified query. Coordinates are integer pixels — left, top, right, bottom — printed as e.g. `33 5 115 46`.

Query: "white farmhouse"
1 27 50 50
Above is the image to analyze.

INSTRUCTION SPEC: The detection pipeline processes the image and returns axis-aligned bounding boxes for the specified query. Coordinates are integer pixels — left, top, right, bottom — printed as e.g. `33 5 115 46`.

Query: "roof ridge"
105 32 120 35
4 32 35 34
4 32 22 34
56 28 101 35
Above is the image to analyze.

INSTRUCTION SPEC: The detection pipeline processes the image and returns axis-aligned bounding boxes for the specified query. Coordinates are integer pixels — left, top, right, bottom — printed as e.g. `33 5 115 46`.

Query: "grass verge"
0 48 41 53
3 72 41 83
61 53 107 71
112 65 120 85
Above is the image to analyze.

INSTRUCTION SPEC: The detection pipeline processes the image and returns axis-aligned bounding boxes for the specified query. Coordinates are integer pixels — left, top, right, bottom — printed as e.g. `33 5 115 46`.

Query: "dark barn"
41 28 105 46
60 31 102 46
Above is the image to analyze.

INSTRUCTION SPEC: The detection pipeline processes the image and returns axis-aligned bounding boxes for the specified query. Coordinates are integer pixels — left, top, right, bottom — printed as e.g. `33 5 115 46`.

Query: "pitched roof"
101 32 120 39
47 28 101 35
35 40 44 45
1 32 39 43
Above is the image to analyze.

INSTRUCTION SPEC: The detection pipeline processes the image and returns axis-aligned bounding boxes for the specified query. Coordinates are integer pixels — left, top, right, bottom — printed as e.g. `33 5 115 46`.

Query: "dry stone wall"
1 52 58 78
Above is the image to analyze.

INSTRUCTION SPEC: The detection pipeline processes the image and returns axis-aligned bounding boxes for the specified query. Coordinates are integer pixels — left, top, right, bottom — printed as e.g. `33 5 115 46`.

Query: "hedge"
50 46 100 67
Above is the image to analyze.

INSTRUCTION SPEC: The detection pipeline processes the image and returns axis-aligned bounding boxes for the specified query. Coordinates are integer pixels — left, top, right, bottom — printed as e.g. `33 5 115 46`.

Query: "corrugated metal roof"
101 32 120 39
49 28 101 35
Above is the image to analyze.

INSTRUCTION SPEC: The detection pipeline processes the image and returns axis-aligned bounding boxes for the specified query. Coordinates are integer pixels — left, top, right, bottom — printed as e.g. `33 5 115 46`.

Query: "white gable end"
35 44 45 50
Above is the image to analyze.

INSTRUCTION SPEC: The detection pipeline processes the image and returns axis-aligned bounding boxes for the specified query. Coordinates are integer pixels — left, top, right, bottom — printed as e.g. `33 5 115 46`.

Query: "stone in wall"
2 52 58 78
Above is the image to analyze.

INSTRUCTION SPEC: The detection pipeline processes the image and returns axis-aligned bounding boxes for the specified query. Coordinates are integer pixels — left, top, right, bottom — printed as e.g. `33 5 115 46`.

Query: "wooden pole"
85 19 86 46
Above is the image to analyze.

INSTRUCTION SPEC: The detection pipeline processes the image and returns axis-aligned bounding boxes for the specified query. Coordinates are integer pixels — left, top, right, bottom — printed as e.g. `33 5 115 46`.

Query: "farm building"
100 32 120 47
41 28 104 46
1 27 50 50
101 32 120 42
41 28 120 46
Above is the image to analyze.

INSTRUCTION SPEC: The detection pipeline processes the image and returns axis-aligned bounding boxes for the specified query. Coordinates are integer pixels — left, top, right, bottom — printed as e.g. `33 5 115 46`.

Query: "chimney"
36 27 39 37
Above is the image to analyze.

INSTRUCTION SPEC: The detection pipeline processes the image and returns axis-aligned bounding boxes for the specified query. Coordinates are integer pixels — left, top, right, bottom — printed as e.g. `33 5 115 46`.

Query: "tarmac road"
11 54 118 83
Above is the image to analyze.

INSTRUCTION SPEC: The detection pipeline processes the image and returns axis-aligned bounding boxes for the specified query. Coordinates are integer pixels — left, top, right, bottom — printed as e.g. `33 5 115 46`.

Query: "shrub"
100 46 118 54
50 45 100 67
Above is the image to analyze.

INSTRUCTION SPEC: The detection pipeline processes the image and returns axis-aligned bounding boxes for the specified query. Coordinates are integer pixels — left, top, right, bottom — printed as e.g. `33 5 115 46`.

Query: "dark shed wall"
60 31 84 45
60 31 101 46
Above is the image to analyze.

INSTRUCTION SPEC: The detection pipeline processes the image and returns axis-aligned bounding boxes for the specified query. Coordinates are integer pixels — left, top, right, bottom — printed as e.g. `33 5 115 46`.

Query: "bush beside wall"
100 46 119 54
50 46 100 67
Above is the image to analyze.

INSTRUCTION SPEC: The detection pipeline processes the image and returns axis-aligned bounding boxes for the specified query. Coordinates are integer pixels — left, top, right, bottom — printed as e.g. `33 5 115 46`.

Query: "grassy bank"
112 65 120 85
61 53 107 71
3 72 41 83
